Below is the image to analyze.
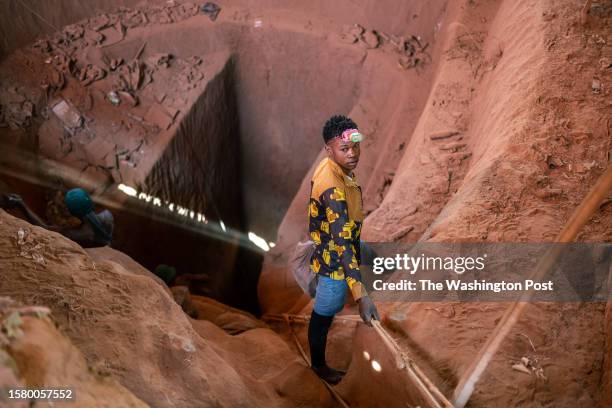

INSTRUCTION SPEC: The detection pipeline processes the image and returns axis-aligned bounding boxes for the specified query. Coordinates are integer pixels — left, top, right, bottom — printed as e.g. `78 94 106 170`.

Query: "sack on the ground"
291 240 317 298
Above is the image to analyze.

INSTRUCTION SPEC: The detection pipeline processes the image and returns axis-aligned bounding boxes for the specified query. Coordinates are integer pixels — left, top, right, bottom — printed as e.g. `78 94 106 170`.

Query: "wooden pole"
262 313 361 323
372 320 454 408
452 166 612 407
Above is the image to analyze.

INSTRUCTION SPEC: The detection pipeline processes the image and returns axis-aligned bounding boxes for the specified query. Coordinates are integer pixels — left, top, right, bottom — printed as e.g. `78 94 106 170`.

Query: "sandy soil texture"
0 0 610 407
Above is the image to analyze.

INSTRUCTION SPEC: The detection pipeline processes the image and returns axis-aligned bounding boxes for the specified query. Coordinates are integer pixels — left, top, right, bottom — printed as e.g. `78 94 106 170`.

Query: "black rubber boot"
311 365 344 385
308 310 345 384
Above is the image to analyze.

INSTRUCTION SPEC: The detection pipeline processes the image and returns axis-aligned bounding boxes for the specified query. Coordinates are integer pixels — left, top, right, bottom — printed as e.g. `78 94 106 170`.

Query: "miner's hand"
358 295 380 326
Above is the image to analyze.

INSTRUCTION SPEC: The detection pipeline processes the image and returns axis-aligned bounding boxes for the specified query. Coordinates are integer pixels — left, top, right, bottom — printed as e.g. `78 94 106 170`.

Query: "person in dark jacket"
1 188 113 248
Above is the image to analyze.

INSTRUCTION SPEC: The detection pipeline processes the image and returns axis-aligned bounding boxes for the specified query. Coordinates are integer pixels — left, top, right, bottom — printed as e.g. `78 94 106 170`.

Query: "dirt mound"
0 210 329 407
191 294 268 334
191 319 333 407
0 298 147 407
259 0 611 406
86 245 170 292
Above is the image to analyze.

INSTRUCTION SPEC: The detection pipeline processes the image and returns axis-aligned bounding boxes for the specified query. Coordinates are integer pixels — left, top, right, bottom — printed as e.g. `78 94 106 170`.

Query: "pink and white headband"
336 128 363 143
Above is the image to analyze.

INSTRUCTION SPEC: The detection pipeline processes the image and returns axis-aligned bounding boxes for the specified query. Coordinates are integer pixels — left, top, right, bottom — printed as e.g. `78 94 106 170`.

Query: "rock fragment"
84 29 104 46
535 188 563 199
51 100 83 133
118 91 138 107
107 58 123 71
99 23 125 47
90 14 111 31
146 7 173 24
63 24 84 40
78 64 106 86
339 24 364 44
186 56 203 66
512 363 531 375
361 30 380 49
1 88 34 129
49 69 66 90
49 54 75 75
148 53 172 68
429 130 460 140
592 78 601 93
121 10 148 28
398 55 417 69
170 3 199 22
546 155 564 169
439 142 467 152
107 91 121 106
118 61 152 91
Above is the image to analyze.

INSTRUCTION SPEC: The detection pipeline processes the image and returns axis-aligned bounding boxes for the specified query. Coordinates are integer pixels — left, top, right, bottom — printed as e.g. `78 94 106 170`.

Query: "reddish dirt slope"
0 210 333 407
0 300 148 408
260 0 611 406
0 0 609 406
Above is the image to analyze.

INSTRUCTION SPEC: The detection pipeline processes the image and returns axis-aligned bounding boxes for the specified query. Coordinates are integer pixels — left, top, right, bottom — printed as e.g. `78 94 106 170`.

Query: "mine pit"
0 1 610 407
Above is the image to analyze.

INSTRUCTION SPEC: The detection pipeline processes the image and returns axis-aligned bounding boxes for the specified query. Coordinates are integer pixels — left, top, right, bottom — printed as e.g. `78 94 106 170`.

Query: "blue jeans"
314 275 348 316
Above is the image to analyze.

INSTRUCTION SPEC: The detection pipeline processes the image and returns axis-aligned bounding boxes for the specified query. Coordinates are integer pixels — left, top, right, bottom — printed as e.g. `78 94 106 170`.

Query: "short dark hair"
322 115 358 143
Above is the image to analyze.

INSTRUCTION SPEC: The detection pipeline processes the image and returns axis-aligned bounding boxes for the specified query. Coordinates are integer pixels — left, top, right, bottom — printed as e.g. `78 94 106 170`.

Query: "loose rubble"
0 3 211 185
338 24 431 70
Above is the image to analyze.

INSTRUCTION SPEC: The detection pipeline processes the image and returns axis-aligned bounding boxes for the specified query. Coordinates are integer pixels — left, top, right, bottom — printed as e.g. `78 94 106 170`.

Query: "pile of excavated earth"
0 0 610 406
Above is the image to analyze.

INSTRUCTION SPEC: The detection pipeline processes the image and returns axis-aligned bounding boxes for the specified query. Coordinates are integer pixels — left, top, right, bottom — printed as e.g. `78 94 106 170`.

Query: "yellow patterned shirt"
309 158 366 300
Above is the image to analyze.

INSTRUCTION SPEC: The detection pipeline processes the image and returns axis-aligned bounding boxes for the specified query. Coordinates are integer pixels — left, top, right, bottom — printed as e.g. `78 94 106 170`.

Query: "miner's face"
326 138 360 174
